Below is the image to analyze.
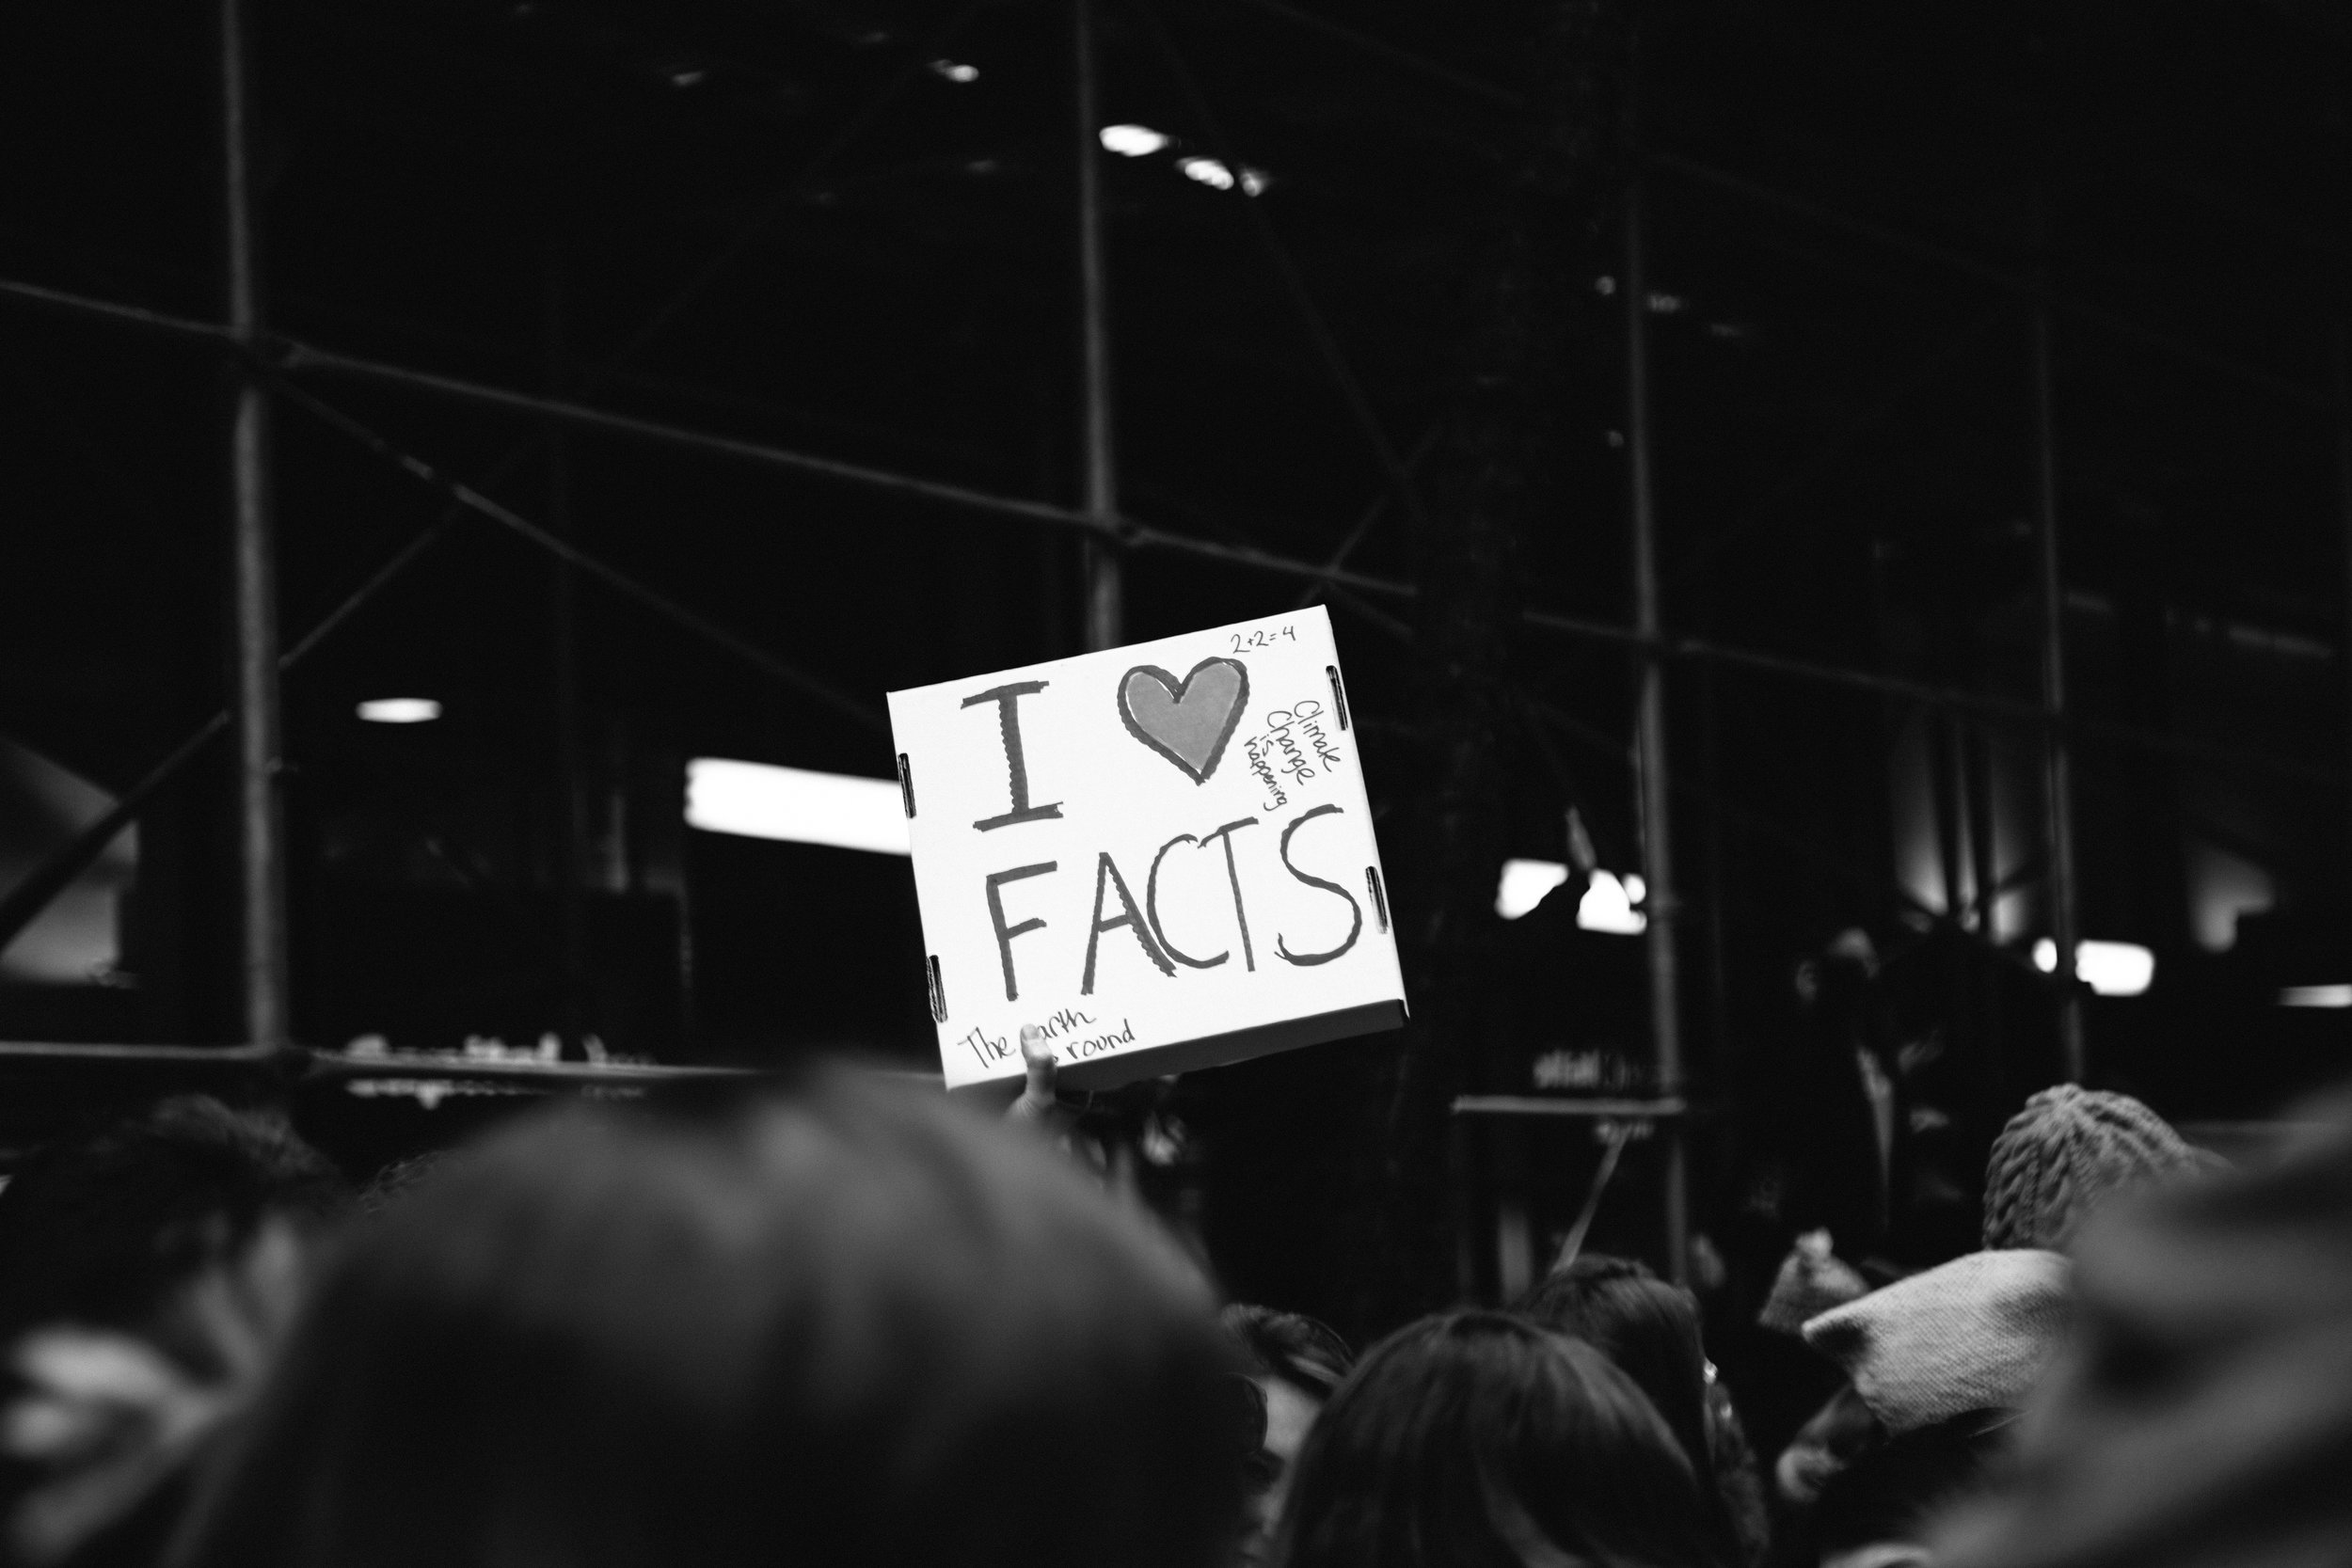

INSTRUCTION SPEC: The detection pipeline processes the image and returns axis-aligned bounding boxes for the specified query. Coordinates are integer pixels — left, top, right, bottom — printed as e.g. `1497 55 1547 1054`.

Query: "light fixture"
930 58 978 82
1492 861 1646 934
2280 984 2352 1008
1170 156 1268 195
2031 938 2154 997
357 698 441 724
684 759 910 856
1099 123 1170 156
1177 155 1235 190
1580 871 1646 936
1496 859 1567 920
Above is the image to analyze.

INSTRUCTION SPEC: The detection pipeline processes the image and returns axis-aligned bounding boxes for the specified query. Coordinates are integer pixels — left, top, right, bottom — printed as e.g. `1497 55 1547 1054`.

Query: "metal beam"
1138 0 1433 533
1454 1096 1690 1119
0 515 461 962
1074 0 1123 651
1224 0 1521 109
222 0 290 1049
266 377 889 736
1625 173 1690 1284
2031 295 2086 1078
2338 324 2352 946
2 273 2342 786
1651 152 2331 414
1211 3 2333 412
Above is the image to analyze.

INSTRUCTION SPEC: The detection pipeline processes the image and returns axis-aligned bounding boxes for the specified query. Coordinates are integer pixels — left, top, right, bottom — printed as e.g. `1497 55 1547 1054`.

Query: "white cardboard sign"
887 607 1407 1092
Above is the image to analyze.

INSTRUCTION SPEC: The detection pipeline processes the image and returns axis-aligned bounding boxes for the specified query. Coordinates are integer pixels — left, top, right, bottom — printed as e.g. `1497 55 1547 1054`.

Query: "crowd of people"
0 1046 2344 1568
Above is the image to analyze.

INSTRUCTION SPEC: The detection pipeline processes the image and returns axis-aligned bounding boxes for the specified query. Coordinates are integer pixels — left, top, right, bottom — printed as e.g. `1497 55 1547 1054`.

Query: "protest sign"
887 607 1406 1092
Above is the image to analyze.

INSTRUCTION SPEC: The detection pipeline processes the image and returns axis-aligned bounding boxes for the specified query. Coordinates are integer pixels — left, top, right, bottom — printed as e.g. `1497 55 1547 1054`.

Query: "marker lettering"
1275 805 1361 967
1080 852 1176 995
983 862 1057 1001
1200 816 1262 973
962 681 1063 832
1146 833 1227 970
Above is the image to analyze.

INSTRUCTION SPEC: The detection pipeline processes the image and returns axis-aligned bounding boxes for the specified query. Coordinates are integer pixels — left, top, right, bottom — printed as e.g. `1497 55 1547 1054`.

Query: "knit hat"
1981 1084 2206 1252
1802 1249 2071 1433
1758 1229 1871 1337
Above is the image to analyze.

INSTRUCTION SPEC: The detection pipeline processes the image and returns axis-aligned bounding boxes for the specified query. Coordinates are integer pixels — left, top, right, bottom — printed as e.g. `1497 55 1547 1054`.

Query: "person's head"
1795 929 1879 1010
1221 1306 1352 1566
1813 1413 2009 1568
1275 1309 1723 1568
1979 1084 2211 1253
170 1067 1243 1568
1516 1256 1714 1497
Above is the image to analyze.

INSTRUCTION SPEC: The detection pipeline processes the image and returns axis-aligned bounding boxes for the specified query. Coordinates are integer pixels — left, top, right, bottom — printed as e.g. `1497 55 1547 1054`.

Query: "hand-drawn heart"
1118 658 1250 784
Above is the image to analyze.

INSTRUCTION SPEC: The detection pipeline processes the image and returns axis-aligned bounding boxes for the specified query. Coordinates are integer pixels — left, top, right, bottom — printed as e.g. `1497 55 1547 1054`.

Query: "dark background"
0 0 2348 1344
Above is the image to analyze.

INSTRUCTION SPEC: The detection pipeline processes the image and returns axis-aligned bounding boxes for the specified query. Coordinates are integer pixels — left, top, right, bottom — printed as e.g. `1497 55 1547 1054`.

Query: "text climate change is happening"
888 609 1407 1092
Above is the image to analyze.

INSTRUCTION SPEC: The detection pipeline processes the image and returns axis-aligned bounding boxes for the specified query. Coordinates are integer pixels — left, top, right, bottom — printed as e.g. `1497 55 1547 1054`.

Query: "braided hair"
1980 1085 2206 1251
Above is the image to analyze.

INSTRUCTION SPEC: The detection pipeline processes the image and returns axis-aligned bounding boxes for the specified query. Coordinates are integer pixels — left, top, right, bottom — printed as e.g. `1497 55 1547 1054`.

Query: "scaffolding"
0 0 2345 1285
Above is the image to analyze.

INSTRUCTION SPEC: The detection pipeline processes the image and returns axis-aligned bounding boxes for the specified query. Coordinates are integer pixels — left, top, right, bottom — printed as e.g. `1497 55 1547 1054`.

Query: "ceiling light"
357 698 441 724
930 59 978 82
2031 938 2154 997
1177 156 1236 191
2280 984 2352 1008
1100 123 1170 156
685 759 910 856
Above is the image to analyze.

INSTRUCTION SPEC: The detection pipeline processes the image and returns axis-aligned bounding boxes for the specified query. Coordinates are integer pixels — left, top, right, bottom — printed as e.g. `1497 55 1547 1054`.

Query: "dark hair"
1516 1256 1740 1558
1222 1304 1353 1401
1274 1310 1723 1568
1815 1412 2009 1553
169 1068 1242 1568
0 1094 345 1348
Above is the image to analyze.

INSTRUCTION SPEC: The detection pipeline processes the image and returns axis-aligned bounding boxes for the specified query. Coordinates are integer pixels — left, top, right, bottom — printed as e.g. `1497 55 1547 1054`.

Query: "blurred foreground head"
170 1067 1241 1568
1275 1310 1723 1568
1940 1088 2352 1568
0 1096 345 1567
0 1094 344 1354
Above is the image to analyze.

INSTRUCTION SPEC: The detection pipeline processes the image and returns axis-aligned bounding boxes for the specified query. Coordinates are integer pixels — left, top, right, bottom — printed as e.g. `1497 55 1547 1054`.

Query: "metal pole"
547 245 590 1048
1073 0 1122 652
222 0 289 1049
2335 324 2352 984
2030 296 2086 1080
1624 175 1690 1284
